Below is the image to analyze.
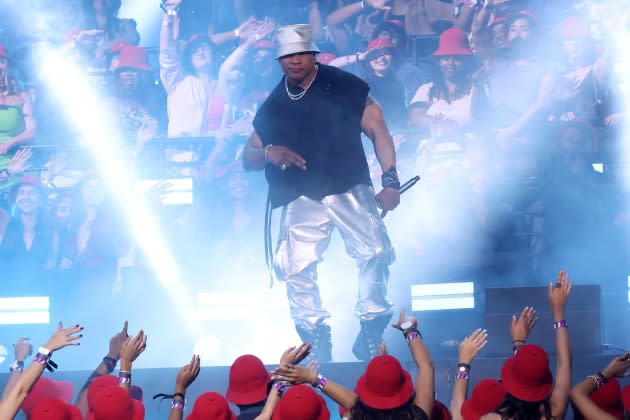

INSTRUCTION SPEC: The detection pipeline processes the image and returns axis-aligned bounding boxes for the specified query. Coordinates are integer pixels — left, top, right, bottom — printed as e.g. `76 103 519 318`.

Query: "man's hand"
43 322 83 352
265 145 307 171
13 337 33 362
175 355 201 392
7 148 32 176
375 187 400 211
510 306 537 343
107 321 129 361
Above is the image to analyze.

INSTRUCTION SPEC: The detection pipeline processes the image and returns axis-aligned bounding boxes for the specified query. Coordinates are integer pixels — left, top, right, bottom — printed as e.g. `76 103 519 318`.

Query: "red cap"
461 379 506 420
433 28 472 56
622 384 630 412
368 37 395 50
87 386 144 420
501 344 553 402
31 397 82 420
589 378 624 419
112 44 151 72
271 385 330 420
226 354 270 405
355 355 414 409
23 377 75 416
559 16 589 39
316 52 337 65
187 392 236 420
0 44 8 58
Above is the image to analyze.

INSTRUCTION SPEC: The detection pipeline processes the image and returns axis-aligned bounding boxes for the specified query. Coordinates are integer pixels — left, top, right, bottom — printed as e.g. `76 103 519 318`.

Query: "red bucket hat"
589 378 624 419
622 384 630 412
0 44 8 59
433 28 472 56
31 397 82 420
355 354 414 409
187 392 236 420
271 384 330 420
226 354 270 405
461 379 506 420
501 344 553 402
87 386 144 420
112 44 151 72
87 375 119 412
23 376 75 417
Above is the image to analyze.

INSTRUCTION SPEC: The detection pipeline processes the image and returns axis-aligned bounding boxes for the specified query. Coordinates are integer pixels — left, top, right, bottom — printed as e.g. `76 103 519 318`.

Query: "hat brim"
354 369 414 410
114 63 152 72
460 398 485 420
501 357 553 402
276 42 320 59
226 380 269 406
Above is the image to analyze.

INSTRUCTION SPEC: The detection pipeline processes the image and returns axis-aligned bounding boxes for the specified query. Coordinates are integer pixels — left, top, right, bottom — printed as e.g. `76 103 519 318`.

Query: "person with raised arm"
168 354 201 420
450 328 488 420
0 322 83 420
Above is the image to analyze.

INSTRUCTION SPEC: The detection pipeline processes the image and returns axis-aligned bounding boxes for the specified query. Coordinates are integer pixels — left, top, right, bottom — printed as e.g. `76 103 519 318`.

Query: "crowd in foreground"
1 270 630 420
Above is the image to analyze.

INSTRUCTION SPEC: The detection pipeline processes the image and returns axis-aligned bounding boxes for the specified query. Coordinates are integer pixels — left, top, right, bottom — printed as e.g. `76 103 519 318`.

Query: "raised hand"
459 328 488 364
510 306 537 343
279 343 312 369
272 364 317 385
601 353 630 379
43 323 83 352
7 148 32 175
13 337 33 362
108 321 130 360
120 330 147 364
391 309 418 331
176 355 201 391
548 270 572 314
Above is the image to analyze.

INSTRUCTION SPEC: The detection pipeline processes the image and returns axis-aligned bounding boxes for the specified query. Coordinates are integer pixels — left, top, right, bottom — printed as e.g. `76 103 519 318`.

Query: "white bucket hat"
275 24 320 59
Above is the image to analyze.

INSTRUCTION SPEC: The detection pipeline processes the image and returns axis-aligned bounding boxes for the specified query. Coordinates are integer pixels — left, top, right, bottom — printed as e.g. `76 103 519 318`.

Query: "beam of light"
411 282 475 311
38 48 202 340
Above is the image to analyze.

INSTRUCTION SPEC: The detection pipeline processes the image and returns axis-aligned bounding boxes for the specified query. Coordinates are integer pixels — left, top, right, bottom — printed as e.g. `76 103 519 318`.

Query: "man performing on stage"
242 24 401 362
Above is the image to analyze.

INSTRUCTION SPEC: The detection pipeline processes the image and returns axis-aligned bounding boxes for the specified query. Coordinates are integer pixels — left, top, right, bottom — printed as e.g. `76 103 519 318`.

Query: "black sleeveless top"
253 64 372 208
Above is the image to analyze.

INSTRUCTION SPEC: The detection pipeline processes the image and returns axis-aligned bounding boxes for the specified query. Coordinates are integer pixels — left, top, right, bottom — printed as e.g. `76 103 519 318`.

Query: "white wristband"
38 346 51 356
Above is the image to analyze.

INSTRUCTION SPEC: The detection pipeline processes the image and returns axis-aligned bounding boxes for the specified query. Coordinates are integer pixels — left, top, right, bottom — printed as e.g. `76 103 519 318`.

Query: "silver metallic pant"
274 184 395 332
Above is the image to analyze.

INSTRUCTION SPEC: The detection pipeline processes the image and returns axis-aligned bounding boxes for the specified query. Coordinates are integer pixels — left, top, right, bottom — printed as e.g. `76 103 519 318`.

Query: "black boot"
352 315 392 362
296 323 333 363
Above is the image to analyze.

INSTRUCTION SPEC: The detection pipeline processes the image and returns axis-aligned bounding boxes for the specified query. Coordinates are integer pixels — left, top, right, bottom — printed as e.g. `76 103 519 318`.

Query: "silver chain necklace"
284 65 318 101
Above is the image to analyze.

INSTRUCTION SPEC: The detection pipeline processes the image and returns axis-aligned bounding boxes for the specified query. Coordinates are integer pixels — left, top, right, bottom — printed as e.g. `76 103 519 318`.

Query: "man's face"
491 23 507 49
279 52 317 84
15 185 41 215
118 70 139 91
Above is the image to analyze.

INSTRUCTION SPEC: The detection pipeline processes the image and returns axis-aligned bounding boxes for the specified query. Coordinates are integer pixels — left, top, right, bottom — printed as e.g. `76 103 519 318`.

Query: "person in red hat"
409 27 478 143
21 376 75 419
330 37 408 129
483 271 573 420
226 354 271 419
0 44 36 172
30 397 82 420
0 322 83 420
459 379 505 420
569 353 630 420
186 392 236 420
0 174 58 286
272 385 330 420
448 327 489 420
87 385 144 420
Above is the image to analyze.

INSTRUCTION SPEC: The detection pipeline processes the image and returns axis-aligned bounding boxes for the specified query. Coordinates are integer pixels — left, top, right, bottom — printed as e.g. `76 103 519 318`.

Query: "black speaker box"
484 285 601 356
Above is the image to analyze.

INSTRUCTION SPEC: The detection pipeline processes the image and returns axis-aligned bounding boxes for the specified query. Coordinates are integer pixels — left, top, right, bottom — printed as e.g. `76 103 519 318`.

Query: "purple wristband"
406 331 421 342
118 375 131 384
34 354 49 366
553 320 568 329
171 401 185 410
313 374 327 390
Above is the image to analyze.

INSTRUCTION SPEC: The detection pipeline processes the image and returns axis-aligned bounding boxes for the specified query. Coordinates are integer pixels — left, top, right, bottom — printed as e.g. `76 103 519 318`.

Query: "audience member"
0 44 36 170
167 354 201 420
226 354 271 419
186 392 237 420
449 327 488 420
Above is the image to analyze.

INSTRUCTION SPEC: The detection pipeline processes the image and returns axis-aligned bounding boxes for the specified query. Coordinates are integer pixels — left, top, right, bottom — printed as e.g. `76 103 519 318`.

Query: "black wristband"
103 356 117 371
173 392 186 400
381 166 400 190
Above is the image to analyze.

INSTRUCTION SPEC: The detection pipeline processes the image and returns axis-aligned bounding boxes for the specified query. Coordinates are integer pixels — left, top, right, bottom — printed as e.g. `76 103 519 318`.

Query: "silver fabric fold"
274 184 395 332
